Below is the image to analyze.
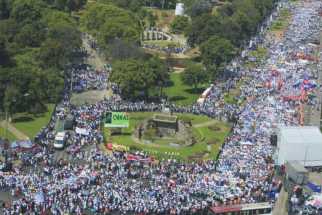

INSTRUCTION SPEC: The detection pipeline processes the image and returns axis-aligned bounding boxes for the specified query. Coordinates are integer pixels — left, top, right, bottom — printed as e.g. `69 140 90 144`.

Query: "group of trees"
0 0 81 114
181 62 207 90
111 57 169 99
170 16 189 34
100 0 275 100
44 0 87 12
81 3 142 50
80 1 171 100
186 0 275 77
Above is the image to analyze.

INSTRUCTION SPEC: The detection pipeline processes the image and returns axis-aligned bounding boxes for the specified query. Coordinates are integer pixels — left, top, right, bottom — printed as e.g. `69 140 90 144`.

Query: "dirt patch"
70 90 111 106
187 152 207 160
208 124 222 131
207 138 219 145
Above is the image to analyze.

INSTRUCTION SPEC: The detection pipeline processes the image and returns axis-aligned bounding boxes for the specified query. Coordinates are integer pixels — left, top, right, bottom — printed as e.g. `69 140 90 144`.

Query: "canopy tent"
275 126 322 166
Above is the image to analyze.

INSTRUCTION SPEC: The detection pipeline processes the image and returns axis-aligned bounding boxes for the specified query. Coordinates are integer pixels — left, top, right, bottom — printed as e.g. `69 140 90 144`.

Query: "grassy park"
103 112 231 161
164 73 207 106
11 104 55 139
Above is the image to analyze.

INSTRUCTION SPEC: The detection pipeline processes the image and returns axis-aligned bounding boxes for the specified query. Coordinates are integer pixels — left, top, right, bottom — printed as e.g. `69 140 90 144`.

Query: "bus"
54 132 66 149
209 202 272 215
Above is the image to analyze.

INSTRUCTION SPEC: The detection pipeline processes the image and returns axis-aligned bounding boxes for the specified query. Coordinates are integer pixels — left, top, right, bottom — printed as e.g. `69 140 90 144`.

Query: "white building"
175 3 184 16
275 126 322 167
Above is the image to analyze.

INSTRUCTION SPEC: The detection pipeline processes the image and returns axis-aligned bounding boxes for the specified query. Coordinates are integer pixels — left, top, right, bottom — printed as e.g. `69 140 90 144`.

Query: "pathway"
70 34 113 105
82 34 105 71
0 120 29 140
272 188 288 215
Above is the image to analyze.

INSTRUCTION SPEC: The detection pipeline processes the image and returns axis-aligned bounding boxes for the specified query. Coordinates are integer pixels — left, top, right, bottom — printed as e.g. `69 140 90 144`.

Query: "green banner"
104 112 129 128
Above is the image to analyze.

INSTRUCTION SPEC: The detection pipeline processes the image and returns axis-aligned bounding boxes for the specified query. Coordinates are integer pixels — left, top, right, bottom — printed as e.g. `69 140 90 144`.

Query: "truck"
54 132 66 149
285 161 308 185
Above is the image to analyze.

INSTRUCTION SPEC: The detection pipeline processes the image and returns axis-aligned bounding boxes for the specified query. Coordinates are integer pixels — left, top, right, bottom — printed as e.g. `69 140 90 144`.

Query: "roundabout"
103 112 231 161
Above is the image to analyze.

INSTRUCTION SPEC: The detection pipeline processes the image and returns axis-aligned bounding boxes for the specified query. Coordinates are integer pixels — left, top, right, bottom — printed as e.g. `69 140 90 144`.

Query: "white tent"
275 126 322 166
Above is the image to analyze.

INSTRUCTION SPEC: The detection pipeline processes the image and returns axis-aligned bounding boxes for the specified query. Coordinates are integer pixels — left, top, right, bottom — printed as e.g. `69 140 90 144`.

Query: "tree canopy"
187 0 275 47
181 62 207 90
81 3 142 48
170 16 190 34
110 57 169 99
186 0 275 78
0 0 81 114
200 36 235 73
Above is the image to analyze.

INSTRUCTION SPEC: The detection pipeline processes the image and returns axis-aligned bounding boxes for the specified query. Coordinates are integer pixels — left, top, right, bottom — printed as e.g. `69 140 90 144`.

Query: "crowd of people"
0 0 321 214
142 43 189 54
71 64 109 92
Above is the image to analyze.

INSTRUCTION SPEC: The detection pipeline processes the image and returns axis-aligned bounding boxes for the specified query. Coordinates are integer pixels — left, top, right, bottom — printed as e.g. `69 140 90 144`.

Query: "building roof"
286 161 308 173
279 126 322 145
276 126 322 166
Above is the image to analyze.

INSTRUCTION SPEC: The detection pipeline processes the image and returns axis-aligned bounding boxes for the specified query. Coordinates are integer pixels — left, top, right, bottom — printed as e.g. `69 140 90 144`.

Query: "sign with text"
104 112 129 128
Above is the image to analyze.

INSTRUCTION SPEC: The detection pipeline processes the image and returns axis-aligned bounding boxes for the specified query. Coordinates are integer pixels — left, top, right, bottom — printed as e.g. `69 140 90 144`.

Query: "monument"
135 113 195 146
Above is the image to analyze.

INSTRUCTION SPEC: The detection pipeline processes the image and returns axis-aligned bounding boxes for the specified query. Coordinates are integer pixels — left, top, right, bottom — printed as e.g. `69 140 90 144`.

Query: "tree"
0 0 10 20
110 59 151 98
200 36 235 70
99 19 141 46
187 0 274 48
81 3 142 47
99 0 144 12
187 14 222 46
186 0 212 17
170 16 190 34
181 62 207 90
0 36 11 66
110 58 168 99
11 0 44 24
43 0 87 12
3 84 19 114
107 39 145 60
14 21 46 48
0 0 80 113
39 13 81 69
146 56 169 97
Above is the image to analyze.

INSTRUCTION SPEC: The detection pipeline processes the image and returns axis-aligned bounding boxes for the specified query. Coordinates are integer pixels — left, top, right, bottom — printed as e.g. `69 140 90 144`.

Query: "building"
175 3 184 16
275 126 322 167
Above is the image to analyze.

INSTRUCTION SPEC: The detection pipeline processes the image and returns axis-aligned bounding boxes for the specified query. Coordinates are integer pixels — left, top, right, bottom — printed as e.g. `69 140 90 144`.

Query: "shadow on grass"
164 80 174 87
169 96 187 102
111 132 132 136
12 116 34 123
185 88 205 94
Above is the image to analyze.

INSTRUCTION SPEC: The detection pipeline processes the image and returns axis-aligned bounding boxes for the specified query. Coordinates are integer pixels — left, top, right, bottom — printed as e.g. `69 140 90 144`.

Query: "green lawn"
12 104 55 139
270 9 291 31
0 127 16 141
143 40 181 48
103 112 231 161
164 73 206 106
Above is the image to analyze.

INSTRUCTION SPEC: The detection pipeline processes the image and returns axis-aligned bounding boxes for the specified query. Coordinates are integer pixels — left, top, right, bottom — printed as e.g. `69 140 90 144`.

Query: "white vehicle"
54 132 66 149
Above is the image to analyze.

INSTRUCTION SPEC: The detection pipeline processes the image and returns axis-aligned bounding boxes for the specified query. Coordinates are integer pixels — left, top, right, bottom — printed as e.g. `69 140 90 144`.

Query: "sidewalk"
272 188 288 215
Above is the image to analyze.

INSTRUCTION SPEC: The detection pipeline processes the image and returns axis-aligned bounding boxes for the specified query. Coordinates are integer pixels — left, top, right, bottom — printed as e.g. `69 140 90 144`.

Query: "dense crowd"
142 43 189 54
71 64 109 92
0 0 321 214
